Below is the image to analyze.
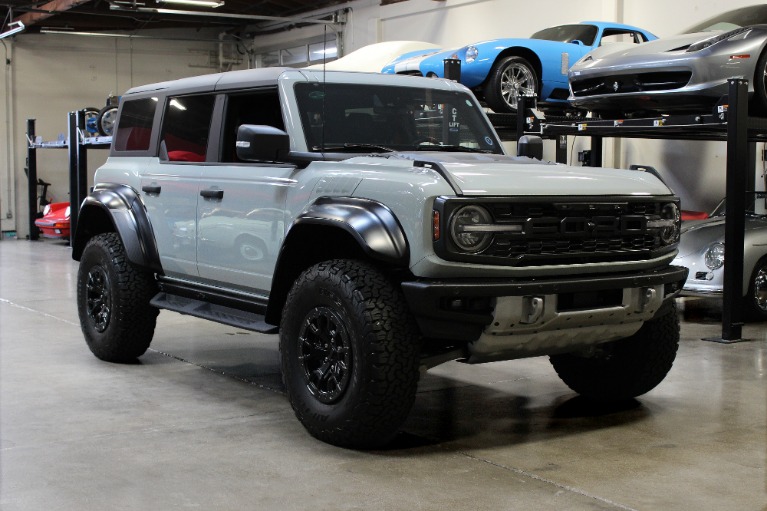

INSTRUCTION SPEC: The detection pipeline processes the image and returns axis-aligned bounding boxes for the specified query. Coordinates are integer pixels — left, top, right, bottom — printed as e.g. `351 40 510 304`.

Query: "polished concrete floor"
1 238 765 511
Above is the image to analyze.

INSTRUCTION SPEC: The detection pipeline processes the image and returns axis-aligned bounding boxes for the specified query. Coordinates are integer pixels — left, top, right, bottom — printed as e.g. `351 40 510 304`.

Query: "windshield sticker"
449 107 460 132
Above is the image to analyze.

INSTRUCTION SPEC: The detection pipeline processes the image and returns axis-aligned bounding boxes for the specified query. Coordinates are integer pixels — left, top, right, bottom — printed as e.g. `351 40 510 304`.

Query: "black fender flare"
72 183 162 273
292 196 409 265
264 196 409 325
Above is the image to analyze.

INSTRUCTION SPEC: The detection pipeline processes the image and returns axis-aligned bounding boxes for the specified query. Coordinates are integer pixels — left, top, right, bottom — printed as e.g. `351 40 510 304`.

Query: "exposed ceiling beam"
14 0 92 28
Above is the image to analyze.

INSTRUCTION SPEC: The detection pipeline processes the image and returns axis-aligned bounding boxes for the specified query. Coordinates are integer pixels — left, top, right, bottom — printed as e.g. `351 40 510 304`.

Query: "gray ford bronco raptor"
73 67 688 448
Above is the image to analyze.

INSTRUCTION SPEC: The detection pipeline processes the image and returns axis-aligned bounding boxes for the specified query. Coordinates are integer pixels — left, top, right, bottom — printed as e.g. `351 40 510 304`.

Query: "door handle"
200 189 224 200
142 185 161 195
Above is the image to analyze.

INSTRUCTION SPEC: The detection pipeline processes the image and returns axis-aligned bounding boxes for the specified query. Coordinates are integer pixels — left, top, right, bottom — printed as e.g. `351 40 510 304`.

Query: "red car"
35 202 71 239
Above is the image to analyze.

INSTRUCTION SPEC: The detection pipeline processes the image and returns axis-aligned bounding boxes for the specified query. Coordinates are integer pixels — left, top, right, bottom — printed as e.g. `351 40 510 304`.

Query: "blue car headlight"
686 27 752 52
465 45 478 64
704 242 725 270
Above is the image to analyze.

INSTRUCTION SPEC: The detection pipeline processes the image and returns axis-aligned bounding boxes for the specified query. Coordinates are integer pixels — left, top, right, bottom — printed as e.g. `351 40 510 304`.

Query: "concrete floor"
1 239 765 511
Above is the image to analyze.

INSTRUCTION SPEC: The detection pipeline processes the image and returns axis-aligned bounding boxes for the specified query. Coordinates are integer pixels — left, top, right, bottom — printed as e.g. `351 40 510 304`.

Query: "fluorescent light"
157 0 224 7
0 21 25 39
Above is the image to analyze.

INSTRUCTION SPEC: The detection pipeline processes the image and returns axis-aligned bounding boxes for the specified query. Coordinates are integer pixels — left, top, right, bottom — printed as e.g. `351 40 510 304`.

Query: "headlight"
65 206 71 218
648 202 681 245
705 242 725 270
449 205 493 252
686 27 752 52
465 45 478 64
42 204 51 216
660 202 680 244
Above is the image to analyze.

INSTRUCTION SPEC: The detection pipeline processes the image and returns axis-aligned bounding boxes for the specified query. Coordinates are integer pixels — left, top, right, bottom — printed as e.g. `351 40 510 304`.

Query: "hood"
580 31 719 61
677 216 767 257
359 152 673 196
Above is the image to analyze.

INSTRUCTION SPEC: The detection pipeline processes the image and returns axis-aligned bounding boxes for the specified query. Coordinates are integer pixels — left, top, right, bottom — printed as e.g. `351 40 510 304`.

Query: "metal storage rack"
26 110 111 244
490 79 763 341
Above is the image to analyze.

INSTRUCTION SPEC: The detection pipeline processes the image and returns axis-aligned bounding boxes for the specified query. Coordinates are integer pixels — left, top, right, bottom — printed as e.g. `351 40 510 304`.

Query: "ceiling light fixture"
0 21 25 39
157 0 224 7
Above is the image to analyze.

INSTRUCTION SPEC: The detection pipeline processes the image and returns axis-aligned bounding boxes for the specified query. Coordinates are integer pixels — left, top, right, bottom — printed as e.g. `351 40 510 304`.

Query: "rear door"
139 93 216 279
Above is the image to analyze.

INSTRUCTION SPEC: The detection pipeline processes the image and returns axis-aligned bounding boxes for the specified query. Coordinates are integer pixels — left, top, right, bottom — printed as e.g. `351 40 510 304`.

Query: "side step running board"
150 292 278 334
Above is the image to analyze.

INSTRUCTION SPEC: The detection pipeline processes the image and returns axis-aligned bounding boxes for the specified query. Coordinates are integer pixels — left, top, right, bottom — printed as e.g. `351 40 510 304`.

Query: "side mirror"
517 135 543 160
570 39 584 46
236 124 290 162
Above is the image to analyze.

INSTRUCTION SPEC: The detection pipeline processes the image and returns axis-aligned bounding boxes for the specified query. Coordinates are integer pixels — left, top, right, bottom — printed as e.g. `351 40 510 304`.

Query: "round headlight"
42 204 51 216
660 203 680 245
65 206 71 218
449 205 493 253
705 242 725 270
465 45 478 64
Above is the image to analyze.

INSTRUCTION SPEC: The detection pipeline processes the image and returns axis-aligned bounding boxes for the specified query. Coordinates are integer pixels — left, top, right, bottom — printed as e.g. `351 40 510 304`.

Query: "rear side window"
113 98 157 152
159 94 216 162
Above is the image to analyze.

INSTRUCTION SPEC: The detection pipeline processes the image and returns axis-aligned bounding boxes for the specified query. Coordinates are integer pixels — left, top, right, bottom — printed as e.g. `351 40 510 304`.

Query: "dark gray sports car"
672 192 767 320
568 5 767 115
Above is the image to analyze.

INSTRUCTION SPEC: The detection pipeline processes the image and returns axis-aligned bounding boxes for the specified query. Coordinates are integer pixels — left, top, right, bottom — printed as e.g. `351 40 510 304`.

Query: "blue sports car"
381 22 657 113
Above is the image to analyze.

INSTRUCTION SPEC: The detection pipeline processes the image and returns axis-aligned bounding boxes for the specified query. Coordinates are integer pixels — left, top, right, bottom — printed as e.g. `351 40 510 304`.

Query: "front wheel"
549 302 679 401
77 232 159 362
483 56 539 113
280 259 421 449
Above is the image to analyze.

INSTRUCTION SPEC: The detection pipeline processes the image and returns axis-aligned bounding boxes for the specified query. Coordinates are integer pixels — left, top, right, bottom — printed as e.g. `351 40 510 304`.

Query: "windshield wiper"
313 143 394 153
412 144 492 153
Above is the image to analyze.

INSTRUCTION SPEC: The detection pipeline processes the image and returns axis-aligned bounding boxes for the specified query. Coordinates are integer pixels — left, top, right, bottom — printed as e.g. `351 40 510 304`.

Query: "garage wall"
0 32 231 238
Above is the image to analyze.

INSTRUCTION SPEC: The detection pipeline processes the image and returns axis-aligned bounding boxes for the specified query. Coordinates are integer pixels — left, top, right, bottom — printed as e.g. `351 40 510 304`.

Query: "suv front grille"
435 198 678 267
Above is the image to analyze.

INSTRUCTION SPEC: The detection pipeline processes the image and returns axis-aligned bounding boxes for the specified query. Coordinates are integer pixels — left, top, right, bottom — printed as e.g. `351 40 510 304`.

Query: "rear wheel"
77 232 158 362
483 56 538 113
549 302 679 401
280 259 421 449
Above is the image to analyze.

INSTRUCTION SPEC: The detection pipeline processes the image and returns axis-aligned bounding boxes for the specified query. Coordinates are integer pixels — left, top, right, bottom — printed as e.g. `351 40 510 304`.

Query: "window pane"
281 45 307 67
220 90 283 162
159 94 216 162
113 98 157 152
308 41 337 64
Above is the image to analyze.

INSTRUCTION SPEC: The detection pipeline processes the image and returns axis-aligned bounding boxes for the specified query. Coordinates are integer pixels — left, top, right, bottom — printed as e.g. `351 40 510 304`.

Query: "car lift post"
26 118 39 241
721 78 748 342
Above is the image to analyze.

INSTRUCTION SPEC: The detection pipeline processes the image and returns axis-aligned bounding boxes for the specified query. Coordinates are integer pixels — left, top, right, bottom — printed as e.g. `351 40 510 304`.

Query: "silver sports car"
672 192 767 320
568 5 767 115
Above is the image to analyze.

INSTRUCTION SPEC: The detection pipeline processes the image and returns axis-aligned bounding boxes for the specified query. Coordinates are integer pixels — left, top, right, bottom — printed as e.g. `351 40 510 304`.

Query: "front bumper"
401 265 688 363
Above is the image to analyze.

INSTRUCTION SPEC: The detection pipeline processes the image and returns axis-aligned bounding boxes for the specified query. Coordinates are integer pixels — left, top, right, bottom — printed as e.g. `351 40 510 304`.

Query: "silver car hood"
678 216 767 257
359 152 673 196
581 31 720 62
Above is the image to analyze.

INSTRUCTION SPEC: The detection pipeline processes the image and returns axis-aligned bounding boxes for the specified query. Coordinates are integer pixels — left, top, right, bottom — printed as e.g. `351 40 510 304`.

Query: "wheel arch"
72 184 162 273
265 196 410 325
486 47 542 91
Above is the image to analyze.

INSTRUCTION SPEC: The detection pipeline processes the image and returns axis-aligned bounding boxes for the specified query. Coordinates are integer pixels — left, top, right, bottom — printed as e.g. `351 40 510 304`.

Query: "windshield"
710 192 767 217
530 24 598 45
684 5 767 33
294 82 503 154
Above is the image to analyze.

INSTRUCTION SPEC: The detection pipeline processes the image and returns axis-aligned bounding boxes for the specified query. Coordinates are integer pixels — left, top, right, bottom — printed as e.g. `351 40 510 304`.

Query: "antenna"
320 24 327 156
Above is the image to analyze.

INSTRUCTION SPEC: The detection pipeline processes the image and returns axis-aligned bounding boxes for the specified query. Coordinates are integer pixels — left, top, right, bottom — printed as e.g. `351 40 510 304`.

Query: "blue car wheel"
483 56 538 113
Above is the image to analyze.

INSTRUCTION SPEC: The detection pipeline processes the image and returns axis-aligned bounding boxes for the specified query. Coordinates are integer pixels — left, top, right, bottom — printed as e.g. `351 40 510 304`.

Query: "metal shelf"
26 111 112 244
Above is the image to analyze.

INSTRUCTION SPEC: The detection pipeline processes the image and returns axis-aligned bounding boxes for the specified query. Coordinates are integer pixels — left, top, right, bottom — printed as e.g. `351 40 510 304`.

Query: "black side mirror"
236 124 290 162
517 135 543 160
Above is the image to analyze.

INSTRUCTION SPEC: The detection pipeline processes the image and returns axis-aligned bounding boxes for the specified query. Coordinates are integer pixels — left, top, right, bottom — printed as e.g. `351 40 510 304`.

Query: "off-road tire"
280 259 421 449
483 56 539 113
549 302 679 401
77 232 158 362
